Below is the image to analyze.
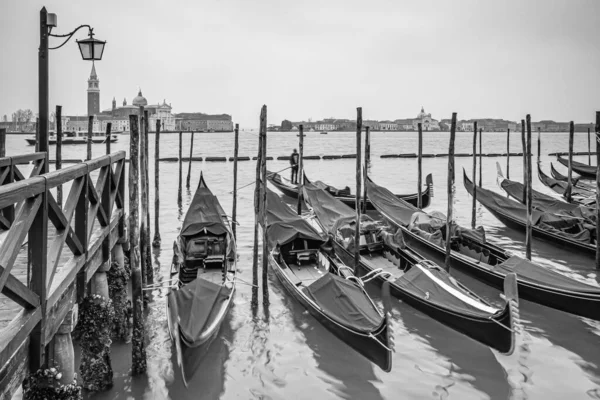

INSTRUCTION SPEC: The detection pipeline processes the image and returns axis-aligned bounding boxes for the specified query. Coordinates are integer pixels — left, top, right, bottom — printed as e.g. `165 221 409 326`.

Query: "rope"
227 165 292 194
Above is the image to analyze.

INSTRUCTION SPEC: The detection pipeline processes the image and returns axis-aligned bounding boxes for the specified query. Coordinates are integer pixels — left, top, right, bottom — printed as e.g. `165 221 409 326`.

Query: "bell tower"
87 62 100 116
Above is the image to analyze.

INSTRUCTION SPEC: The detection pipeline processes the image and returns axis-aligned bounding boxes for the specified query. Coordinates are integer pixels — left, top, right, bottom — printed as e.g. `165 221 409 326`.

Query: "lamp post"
39 7 105 173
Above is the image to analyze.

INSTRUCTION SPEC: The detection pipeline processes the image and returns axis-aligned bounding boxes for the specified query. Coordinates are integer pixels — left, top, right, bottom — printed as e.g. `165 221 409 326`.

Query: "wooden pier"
0 150 126 398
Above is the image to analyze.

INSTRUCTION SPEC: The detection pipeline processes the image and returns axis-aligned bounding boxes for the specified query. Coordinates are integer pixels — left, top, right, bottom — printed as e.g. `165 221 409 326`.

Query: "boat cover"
168 277 231 346
263 188 325 249
302 273 383 333
557 156 597 177
181 177 230 237
492 256 600 294
540 164 596 201
550 163 596 192
302 182 355 232
365 178 418 226
394 265 499 316
464 171 593 244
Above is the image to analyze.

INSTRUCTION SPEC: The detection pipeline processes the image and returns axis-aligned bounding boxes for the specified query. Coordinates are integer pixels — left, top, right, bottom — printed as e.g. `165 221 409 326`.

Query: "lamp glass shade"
77 37 106 61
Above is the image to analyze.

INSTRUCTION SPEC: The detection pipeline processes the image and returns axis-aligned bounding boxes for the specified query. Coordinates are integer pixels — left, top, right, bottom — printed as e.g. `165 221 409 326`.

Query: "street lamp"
39 7 106 173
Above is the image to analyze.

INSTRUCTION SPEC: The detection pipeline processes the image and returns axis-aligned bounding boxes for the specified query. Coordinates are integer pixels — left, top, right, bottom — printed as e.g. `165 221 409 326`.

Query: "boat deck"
361 252 405 279
283 262 327 288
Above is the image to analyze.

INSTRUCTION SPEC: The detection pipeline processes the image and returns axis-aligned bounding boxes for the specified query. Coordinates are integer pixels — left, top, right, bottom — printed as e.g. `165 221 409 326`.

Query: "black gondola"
463 170 596 255
540 163 596 204
497 162 596 216
364 174 600 321
302 181 518 353
263 188 393 372
267 170 433 209
167 174 237 386
557 155 597 179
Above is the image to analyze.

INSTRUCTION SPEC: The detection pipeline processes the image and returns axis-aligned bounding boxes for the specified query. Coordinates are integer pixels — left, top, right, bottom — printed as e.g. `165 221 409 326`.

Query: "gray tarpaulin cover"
365 177 418 226
302 273 383 333
168 278 231 346
493 256 600 293
263 188 325 249
558 155 597 176
302 181 355 232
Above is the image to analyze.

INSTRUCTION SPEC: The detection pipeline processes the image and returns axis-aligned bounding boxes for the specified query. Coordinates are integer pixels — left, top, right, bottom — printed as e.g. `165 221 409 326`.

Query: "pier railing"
0 150 126 398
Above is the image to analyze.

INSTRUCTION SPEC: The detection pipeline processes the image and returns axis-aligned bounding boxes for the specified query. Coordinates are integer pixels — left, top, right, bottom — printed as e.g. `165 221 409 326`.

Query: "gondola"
557 155 597 179
497 162 596 216
302 181 518 353
463 170 596 255
364 174 600 321
263 187 393 372
267 170 433 209
541 163 596 204
167 173 237 386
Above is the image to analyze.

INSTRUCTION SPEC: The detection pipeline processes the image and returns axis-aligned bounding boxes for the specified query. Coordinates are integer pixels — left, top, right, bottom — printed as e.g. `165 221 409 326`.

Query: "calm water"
7 130 600 399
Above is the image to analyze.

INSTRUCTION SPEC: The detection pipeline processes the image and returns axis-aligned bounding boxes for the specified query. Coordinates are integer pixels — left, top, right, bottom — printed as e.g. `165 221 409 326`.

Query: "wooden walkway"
0 151 126 399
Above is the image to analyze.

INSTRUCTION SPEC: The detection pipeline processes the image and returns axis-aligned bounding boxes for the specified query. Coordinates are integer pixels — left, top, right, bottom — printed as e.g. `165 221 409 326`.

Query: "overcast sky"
1 0 599 128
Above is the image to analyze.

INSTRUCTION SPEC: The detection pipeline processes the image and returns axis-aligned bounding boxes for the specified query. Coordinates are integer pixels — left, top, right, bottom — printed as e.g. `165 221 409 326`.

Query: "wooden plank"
0 158 12 168
0 308 41 375
11 152 46 165
85 154 112 172
0 337 29 400
0 177 45 210
0 166 9 186
75 174 88 303
29 159 44 178
0 214 10 230
0 196 42 294
11 166 25 182
47 255 84 310
44 163 87 189
2 273 40 309
43 282 75 346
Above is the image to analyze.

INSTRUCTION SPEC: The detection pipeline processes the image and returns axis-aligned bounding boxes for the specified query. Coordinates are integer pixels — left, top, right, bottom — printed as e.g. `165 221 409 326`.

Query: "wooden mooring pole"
87 115 93 161
56 106 62 207
478 128 482 187
417 123 423 209
595 111 600 270
537 127 541 164
362 126 370 213
153 119 161 247
525 115 533 260
186 132 194 189
128 114 147 374
252 114 263 309
105 122 112 155
0 128 5 158
139 110 148 287
471 121 478 228
178 131 182 206
445 113 457 271
260 105 269 306
354 107 362 275
297 124 304 215
589 127 592 166
506 128 510 180
143 111 152 283
521 120 526 200
232 123 239 239
567 122 574 203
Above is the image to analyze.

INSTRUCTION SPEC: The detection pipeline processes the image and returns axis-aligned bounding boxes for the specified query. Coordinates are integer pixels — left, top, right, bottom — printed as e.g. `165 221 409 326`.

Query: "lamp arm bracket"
48 24 93 50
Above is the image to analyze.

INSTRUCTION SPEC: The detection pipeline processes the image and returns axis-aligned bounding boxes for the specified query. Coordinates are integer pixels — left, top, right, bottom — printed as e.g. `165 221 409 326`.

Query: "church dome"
132 90 147 107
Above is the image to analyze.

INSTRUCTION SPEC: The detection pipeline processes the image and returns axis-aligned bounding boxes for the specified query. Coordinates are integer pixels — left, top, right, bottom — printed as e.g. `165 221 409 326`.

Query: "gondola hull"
267 171 433 210
331 240 514 353
269 254 392 372
557 156 597 179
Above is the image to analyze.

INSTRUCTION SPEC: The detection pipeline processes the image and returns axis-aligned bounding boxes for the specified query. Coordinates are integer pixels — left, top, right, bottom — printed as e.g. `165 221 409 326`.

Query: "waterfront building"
363 120 381 131
412 107 440 131
379 121 399 130
87 63 100 117
175 113 233 132
394 119 414 131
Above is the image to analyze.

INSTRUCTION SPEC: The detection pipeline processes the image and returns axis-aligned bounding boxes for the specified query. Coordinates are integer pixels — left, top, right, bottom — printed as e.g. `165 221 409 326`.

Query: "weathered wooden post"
0 128 5 157
417 123 423 209
566 121 574 203
251 112 263 309
56 106 63 207
471 121 478 228
153 119 161 247
178 131 182 205
521 120 526 200
525 115 533 260
139 110 148 287
186 132 194 189
354 107 362 274
35 117 39 152
506 128 510 179
362 126 370 213
595 112 600 270
589 127 592 165
445 113 457 271
128 114 147 374
143 112 152 283
478 128 482 187
87 115 94 161
260 106 269 306
537 127 541 164
232 123 239 239
105 122 112 155
297 124 304 215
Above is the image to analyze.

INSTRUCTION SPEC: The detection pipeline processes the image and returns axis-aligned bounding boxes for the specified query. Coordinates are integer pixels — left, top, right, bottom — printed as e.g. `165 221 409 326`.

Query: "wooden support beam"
0 309 41 382
417 123 423 209
260 106 269 306
186 131 194 189
153 119 161 247
87 115 93 161
471 121 478 228
297 124 304 215
566 121 574 203
595 112 600 270
362 126 369 213
354 107 362 275
506 128 510 179
232 124 239 239
56 105 63 207
445 113 457 272
525 115 533 260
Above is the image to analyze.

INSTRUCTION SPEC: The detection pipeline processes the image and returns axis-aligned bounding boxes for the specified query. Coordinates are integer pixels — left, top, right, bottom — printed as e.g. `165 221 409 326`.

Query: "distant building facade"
87 63 100 117
175 113 233 132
